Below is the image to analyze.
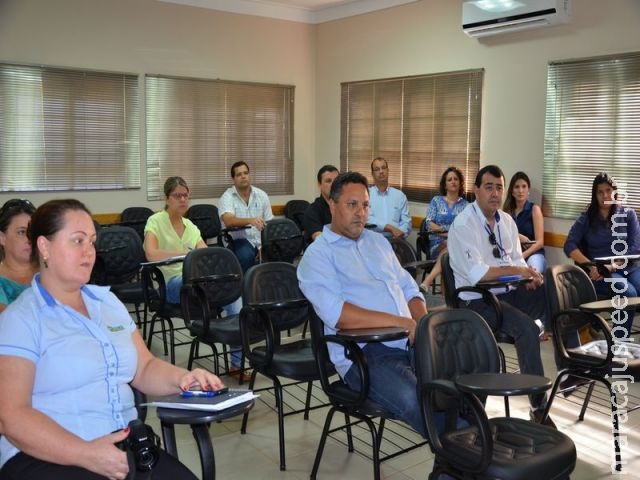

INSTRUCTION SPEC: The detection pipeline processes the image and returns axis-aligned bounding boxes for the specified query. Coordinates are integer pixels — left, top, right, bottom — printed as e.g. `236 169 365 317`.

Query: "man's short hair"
230 161 250 178
329 171 369 202
370 156 388 172
317 164 339 184
474 165 504 187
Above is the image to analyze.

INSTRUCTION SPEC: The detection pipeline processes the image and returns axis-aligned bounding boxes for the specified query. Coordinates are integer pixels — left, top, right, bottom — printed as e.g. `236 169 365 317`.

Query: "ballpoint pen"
180 387 229 398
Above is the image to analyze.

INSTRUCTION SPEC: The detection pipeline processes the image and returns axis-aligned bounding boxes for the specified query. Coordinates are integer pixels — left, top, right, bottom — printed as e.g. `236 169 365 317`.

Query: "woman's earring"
43 257 49 268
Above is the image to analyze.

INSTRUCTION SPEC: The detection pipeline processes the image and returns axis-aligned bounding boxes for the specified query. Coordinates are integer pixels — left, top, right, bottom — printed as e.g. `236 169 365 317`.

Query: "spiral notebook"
142 389 256 411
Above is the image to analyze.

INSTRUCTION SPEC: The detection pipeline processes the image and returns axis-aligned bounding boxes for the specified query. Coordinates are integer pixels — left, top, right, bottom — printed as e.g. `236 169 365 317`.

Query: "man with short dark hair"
219 161 274 272
447 164 554 427
302 164 339 244
367 157 411 238
298 171 435 438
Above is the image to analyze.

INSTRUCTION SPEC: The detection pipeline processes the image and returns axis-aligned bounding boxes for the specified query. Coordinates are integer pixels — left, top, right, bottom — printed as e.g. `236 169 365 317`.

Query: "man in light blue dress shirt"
367 157 412 238
298 171 439 438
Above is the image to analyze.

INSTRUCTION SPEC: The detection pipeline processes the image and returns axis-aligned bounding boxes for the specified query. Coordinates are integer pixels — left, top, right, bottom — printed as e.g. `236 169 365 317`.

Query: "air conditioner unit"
462 0 570 38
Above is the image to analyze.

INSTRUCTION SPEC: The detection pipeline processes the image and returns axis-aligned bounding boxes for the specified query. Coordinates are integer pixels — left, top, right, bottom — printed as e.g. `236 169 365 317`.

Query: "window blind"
146 75 294 200
543 51 640 219
340 69 483 202
0 63 140 191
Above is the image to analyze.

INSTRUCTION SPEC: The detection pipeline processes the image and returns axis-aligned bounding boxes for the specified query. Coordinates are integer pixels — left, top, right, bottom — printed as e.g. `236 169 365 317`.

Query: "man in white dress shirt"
367 157 412 239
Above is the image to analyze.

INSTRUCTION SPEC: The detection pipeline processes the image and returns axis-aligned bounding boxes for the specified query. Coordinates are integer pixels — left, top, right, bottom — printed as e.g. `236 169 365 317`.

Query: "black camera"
116 419 161 472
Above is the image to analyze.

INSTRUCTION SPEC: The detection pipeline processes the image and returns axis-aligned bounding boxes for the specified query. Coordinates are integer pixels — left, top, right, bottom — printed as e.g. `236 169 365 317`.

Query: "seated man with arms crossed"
447 164 554 427
302 164 339 244
298 171 437 438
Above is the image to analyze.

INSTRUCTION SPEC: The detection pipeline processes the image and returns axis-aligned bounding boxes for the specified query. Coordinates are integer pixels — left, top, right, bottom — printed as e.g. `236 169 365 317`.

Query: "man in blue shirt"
367 157 412 238
297 171 431 438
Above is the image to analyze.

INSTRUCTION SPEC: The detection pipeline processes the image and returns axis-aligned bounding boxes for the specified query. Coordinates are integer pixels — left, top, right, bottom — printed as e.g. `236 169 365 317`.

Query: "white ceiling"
159 0 421 24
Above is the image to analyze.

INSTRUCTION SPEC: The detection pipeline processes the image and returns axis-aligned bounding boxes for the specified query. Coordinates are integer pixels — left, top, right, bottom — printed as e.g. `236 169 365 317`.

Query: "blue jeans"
344 342 442 439
594 267 640 338
233 238 258 273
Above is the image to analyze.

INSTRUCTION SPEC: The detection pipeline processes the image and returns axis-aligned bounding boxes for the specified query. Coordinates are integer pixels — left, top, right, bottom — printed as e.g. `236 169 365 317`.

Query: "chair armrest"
318 334 370 409
419 379 492 473
187 273 241 286
141 265 168 311
552 308 614 369
246 298 308 312
454 286 504 332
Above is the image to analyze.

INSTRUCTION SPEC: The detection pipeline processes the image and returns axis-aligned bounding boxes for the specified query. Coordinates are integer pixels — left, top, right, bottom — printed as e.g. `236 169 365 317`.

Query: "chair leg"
146 314 159 350
191 423 216 480
187 339 198 370
578 381 596 421
303 381 313 420
240 371 257 435
344 413 354 452
272 377 287 470
310 407 338 479
363 416 382 480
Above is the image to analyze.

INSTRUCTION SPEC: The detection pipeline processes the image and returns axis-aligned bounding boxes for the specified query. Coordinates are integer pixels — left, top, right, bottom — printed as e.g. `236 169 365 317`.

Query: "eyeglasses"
169 192 189 200
372 166 388 173
0 198 36 224
488 232 502 259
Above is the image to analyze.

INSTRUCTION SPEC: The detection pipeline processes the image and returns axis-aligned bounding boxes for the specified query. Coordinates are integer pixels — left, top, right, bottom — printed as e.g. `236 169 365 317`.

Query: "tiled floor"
144 319 640 479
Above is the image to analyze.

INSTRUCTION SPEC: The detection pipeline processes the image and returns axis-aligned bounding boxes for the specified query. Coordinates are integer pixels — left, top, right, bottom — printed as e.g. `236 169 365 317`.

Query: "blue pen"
180 390 215 398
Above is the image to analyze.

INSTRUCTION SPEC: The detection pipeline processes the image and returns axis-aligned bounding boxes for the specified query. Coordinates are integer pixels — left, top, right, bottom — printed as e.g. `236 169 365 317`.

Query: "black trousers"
0 450 198 480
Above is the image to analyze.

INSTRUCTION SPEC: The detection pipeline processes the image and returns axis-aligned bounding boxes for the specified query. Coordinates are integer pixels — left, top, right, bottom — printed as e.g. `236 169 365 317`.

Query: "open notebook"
142 389 256 411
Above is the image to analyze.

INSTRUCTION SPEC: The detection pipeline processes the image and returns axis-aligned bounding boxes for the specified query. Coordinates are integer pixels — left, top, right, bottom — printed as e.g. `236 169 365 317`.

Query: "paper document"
143 389 256 411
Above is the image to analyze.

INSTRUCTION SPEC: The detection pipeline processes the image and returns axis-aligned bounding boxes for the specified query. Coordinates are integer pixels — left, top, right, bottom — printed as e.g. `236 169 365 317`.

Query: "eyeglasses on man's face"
170 192 189 201
344 200 370 211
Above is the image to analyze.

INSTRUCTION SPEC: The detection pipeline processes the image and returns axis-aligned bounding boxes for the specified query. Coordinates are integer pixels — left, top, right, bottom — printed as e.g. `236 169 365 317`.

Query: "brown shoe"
229 367 252 383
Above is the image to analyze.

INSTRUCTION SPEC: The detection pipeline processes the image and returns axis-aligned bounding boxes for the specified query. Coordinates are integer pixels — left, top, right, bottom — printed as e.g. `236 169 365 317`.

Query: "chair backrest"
182 246 243 308
242 262 308 333
261 218 304 263
186 204 222 244
388 237 419 278
544 263 597 317
415 218 431 261
283 199 310 232
94 225 145 285
120 207 154 242
414 308 502 391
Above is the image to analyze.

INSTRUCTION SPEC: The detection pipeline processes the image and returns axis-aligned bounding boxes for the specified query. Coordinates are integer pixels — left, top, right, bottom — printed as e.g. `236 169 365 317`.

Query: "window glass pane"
543 52 640 218
340 70 482 203
146 75 294 201
0 64 140 192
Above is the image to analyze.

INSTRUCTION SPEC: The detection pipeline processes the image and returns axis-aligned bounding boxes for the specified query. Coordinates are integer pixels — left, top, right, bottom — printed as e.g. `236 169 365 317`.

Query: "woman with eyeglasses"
143 176 207 304
564 172 640 336
0 198 38 313
503 171 546 273
420 166 468 291
0 198 221 479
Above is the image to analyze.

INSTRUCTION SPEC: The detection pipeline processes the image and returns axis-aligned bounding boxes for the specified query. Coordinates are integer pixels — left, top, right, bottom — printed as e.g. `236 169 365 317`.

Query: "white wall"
0 0 317 213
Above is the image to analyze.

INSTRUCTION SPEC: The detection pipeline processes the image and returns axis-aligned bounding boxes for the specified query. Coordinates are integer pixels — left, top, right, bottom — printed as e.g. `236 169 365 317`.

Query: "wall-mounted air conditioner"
462 0 570 38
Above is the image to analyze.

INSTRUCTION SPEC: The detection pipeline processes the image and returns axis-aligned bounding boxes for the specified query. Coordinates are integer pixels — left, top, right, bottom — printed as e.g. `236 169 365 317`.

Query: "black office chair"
186 203 223 245
180 247 248 380
260 218 304 264
283 199 309 234
120 206 154 242
142 259 188 365
388 237 435 282
308 307 427 480
93 225 148 336
239 262 325 471
414 309 577 480
542 263 640 471
440 252 516 413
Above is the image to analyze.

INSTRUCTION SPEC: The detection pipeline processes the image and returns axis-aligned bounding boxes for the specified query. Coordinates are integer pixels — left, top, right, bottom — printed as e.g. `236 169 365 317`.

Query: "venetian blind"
543 51 640 218
340 69 483 202
146 75 294 200
0 63 140 191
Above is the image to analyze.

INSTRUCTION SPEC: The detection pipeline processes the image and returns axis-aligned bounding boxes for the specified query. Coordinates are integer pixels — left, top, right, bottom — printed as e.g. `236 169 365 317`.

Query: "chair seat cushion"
441 417 576 480
110 283 145 303
188 314 242 345
250 339 319 380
